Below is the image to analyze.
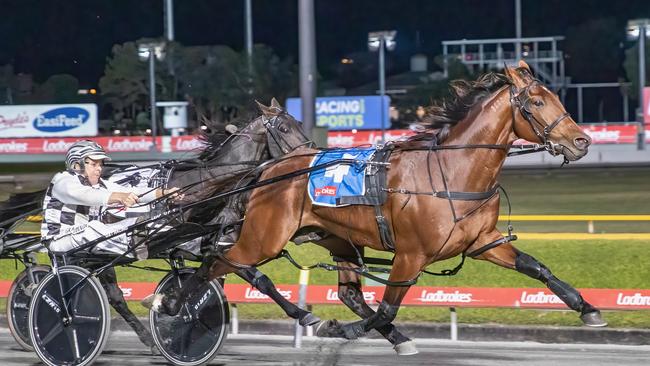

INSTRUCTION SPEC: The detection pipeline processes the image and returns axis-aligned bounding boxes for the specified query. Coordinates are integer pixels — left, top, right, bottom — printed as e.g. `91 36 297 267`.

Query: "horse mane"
197 115 259 161
409 72 512 143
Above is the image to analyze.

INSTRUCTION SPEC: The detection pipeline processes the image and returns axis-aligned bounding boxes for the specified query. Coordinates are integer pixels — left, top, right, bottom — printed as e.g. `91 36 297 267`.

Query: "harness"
340 79 573 275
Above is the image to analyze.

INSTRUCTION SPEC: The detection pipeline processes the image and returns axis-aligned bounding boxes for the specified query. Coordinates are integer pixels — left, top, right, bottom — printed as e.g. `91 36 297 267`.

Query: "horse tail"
0 189 45 230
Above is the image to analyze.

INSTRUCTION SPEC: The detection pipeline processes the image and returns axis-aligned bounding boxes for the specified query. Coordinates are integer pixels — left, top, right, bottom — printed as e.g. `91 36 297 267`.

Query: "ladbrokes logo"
326 289 376 302
417 290 472 303
175 138 204 151
520 291 563 304
107 138 152 152
616 293 650 306
315 186 337 197
244 287 292 300
43 140 75 153
0 141 28 153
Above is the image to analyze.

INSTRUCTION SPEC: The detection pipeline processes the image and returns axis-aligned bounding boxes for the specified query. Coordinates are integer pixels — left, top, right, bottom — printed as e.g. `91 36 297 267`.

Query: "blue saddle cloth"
308 147 376 207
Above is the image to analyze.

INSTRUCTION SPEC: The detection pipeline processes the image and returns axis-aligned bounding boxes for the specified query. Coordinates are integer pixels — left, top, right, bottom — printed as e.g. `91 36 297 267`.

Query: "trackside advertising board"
286 96 391 130
1 282 647 310
0 124 648 154
0 104 98 138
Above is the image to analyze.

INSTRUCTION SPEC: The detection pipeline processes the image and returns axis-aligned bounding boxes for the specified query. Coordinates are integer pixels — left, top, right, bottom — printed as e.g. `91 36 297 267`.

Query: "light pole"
298 0 317 139
138 42 166 151
368 30 396 143
627 19 649 150
245 0 254 95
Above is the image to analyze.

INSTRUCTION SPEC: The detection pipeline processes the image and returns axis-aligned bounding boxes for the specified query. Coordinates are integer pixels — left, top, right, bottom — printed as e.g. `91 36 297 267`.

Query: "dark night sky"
2 0 649 86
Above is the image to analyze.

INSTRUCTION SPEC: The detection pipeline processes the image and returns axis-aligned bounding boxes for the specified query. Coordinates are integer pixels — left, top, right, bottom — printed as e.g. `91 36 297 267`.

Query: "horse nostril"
574 137 590 150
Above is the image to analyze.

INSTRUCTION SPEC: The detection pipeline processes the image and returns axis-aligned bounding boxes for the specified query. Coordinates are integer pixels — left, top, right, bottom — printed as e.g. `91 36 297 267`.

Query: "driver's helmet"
65 140 111 171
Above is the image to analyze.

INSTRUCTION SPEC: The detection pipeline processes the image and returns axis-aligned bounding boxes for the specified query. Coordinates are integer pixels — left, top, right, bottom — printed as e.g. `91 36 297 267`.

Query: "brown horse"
153 61 606 354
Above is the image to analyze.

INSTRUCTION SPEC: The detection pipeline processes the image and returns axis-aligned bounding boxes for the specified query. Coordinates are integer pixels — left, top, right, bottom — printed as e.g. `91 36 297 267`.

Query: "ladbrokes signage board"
1 282 648 310
0 104 98 138
0 136 204 154
1 124 649 154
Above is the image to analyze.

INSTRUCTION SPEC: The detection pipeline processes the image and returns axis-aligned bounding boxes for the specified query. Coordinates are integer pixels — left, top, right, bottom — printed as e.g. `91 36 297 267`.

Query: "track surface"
1 328 650 365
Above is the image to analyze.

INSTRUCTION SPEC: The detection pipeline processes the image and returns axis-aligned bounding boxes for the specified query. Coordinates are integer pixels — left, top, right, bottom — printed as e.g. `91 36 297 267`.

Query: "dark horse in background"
148 61 606 355
0 99 322 352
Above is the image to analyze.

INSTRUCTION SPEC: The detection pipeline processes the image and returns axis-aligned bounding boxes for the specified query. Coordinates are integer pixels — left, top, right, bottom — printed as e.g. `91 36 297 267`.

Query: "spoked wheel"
29 265 111 366
6 265 51 351
150 268 229 366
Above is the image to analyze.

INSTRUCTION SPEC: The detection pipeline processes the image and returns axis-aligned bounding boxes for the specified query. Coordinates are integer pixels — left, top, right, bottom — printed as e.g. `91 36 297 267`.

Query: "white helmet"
65 140 111 171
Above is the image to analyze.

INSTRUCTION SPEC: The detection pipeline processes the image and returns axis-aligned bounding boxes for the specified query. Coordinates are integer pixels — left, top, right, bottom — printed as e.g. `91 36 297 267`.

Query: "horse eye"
533 99 544 107
278 124 289 133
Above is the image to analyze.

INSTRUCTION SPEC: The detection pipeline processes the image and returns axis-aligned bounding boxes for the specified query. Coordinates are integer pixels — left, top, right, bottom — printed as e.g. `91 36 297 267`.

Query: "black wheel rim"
32 271 106 365
10 268 49 346
152 273 228 363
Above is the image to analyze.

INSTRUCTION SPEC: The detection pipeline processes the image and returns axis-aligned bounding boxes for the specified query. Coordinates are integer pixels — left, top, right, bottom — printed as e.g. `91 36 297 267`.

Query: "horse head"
505 60 591 161
256 98 313 158
198 98 311 165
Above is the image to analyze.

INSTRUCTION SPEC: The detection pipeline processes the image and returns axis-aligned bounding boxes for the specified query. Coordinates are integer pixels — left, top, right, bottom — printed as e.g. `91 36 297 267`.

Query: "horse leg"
235 267 320 326
144 253 321 327
97 267 158 353
320 254 421 355
475 242 607 327
143 254 215 315
330 262 416 355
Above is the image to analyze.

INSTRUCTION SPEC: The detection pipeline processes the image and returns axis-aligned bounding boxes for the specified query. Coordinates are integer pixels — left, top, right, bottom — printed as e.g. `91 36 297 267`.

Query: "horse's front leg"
474 242 607 327
316 261 416 355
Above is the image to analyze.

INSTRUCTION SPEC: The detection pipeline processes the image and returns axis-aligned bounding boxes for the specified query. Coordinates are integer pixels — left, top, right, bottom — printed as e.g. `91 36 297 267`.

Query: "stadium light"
138 42 166 150
368 30 396 143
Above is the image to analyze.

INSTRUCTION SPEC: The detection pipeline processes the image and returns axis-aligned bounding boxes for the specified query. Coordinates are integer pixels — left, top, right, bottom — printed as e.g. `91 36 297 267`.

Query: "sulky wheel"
150 268 229 366
29 265 111 366
6 265 51 351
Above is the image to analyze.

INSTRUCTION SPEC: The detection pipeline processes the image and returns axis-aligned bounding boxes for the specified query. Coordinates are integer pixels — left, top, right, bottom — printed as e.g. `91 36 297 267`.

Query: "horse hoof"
394 340 418 356
580 310 608 327
141 294 164 313
315 319 343 338
341 323 364 340
150 345 161 356
299 312 322 327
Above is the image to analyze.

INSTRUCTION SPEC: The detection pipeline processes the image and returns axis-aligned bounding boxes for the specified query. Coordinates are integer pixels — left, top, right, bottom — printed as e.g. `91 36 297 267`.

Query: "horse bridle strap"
510 83 571 155
263 114 315 155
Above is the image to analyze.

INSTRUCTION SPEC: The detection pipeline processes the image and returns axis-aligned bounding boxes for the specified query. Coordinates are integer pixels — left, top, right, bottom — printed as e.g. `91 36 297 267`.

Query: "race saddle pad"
308 147 376 207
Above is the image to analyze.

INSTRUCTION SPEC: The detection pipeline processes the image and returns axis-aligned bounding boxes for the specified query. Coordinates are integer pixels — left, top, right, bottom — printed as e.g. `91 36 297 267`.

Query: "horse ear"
504 63 527 88
270 97 282 110
518 60 532 73
503 64 516 80
256 100 273 117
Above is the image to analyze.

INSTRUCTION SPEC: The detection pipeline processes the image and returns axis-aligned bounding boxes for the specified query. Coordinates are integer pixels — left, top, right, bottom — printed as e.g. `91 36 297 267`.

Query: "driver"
41 140 181 258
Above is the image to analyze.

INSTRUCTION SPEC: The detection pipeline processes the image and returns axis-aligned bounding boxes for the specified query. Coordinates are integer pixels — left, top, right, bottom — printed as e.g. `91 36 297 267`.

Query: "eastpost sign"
0 103 98 138
286 96 391 131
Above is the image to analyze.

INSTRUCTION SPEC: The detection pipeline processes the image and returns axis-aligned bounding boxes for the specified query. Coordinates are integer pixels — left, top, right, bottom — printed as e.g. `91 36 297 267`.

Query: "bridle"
509 80 571 157
262 113 315 156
